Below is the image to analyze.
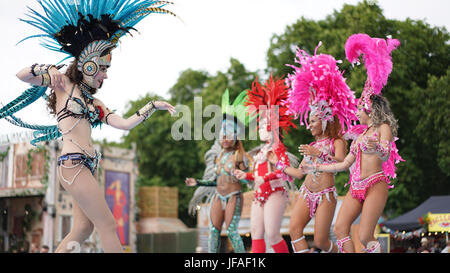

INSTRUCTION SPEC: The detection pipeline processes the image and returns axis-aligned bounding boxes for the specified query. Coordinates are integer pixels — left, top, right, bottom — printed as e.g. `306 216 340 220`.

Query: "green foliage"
120 0 449 225
169 69 209 104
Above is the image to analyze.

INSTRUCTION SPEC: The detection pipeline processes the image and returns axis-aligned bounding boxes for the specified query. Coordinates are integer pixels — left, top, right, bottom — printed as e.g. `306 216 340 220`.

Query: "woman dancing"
186 89 253 253
302 34 404 253
234 76 297 253
268 43 358 253
6 0 177 252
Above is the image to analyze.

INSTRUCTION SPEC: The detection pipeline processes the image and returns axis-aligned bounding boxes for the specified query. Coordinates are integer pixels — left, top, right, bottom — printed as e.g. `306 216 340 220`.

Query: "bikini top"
350 127 390 156
57 84 104 126
309 137 336 164
216 151 234 176
345 124 404 183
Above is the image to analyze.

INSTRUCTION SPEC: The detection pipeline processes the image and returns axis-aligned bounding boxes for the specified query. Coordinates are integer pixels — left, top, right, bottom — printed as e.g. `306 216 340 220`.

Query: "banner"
427 213 450 232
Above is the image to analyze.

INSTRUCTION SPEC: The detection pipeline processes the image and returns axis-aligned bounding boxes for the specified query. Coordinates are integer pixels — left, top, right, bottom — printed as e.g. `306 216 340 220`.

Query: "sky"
0 0 449 144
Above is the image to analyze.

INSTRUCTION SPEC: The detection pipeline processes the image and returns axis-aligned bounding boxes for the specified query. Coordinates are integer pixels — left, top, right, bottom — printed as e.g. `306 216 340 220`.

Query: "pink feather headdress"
285 42 358 133
344 33 401 112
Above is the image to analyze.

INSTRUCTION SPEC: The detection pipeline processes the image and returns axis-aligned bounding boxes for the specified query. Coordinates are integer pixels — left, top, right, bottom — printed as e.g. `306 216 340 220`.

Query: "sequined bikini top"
57 84 103 126
304 137 336 165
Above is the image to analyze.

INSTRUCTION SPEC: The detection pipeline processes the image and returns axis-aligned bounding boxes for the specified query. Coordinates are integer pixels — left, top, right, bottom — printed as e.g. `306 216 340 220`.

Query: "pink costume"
300 138 338 218
335 33 404 253
285 41 358 218
346 125 404 202
344 34 404 203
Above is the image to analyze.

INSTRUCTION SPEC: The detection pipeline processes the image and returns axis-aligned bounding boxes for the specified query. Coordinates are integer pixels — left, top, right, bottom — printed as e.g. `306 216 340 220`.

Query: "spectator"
40 245 49 253
418 237 430 253
30 243 40 253
431 241 441 253
406 246 416 253
441 241 450 253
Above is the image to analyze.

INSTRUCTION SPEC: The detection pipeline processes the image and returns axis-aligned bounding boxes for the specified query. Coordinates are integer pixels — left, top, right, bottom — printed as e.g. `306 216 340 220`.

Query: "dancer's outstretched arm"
95 98 176 131
302 152 356 174
185 178 216 187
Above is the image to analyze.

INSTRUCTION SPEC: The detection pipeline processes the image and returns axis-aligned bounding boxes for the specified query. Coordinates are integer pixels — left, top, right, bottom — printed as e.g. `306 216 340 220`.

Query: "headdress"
344 33 400 112
245 74 296 144
285 42 358 133
220 89 254 141
19 0 177 87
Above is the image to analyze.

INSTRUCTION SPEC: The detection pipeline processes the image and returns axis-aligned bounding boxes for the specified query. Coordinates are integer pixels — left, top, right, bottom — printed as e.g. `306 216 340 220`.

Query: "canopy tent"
382 195 450 231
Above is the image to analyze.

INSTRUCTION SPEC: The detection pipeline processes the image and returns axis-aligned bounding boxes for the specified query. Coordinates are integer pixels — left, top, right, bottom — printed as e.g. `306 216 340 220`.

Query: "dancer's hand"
267 151 278 165
254 176 264 190
185 178 197 186
366 136 380 151
298 144 320 157
233 169 246 180
301 162 316 174
153 101 176 116
48 67 65 90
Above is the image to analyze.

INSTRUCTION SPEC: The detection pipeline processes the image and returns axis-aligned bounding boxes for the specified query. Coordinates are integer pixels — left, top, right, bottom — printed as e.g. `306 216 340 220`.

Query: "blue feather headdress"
19 0 177 60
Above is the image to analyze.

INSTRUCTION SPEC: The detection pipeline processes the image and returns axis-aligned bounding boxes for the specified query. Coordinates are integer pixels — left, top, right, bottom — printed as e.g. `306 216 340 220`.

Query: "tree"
169 69 209 104
266 0 450 217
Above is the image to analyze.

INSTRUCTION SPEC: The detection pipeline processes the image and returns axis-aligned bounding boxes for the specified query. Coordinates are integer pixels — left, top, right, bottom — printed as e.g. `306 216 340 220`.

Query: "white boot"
365 240 381 253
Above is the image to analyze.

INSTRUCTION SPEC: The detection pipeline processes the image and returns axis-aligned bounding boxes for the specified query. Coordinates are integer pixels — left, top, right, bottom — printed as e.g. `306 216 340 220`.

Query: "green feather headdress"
220 89 255 139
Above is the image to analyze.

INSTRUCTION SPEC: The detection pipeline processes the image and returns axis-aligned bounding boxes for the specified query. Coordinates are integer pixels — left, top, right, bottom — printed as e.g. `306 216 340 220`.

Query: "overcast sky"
0 0 449 144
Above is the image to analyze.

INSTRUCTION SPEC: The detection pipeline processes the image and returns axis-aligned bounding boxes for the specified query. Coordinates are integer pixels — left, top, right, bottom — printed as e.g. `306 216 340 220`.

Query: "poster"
427 213 450 232
105 170 130 246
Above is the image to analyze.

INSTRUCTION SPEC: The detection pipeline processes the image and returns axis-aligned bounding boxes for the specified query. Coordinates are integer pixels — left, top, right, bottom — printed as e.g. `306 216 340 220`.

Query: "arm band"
196 179 217 187
136 101 157 121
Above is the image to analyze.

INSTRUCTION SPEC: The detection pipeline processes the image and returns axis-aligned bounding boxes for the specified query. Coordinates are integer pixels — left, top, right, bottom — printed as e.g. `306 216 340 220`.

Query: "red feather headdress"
245 75 296 143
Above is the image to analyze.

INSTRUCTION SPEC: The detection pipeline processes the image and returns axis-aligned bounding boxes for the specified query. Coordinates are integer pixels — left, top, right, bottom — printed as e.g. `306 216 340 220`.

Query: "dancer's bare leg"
55 201 94 253
289 196 311 252
359 181 388 251
263 191 287 246
333 191 362 253
224 194 245 253
210 197 225 231
59 163 123 253
250 200 265 240
208 196 225 252
313 192 337 252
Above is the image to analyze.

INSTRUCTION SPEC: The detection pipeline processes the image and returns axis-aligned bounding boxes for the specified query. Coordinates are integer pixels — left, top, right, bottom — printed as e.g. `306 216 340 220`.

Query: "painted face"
308 114 323 137
94 65 109 89
258 117 273 142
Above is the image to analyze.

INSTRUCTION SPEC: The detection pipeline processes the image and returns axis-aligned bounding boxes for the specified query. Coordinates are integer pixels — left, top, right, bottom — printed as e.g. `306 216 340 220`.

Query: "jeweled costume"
0 0 176 182
335 33 405 253
344 34 404 203
244 75 297 253
284 42 359 253
188 89 253 253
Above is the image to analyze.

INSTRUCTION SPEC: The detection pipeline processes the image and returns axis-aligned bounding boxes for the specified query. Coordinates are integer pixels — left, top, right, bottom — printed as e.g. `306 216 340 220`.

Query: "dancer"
234 75 297 253
186 89 253 253
302 34 404 253
4 0 178 252
268 43 358 253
